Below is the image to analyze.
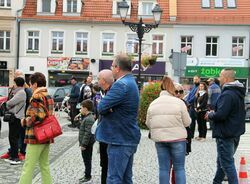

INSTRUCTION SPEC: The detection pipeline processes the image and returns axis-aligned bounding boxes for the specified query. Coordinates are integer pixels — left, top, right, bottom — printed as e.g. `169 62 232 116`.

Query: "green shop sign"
185 66 248 78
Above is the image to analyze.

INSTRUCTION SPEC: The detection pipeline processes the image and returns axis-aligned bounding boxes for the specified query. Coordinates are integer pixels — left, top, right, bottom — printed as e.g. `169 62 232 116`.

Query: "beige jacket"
145 91 191 142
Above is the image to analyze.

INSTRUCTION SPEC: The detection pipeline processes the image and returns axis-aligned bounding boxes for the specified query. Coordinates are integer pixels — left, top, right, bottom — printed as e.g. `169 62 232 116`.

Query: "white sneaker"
9 159 22 165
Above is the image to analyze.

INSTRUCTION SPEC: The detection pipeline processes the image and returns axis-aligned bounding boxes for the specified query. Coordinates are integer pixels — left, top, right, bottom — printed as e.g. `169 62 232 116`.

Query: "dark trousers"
81 143 94 178
8 117 21 159
18 126 27 154
189 108 197 138
69 102 78 125
213 137 240 184
100 142 108 184
197 111 207 138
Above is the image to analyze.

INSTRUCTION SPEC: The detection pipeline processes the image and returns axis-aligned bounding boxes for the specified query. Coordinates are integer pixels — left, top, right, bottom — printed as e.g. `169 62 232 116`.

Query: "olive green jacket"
78 113 95 147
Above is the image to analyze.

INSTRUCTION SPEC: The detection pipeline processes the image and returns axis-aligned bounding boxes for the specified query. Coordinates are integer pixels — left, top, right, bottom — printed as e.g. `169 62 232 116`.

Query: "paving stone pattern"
0 112 250 184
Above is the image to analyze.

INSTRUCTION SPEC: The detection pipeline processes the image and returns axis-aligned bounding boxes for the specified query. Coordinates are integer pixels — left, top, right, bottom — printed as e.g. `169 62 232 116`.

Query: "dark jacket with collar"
69 83 80 103
208 81 246 138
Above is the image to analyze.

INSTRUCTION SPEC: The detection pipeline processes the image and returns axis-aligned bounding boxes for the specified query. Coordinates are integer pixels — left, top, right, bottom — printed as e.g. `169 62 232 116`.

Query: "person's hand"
25 117 32 126
21 119 25 127
81 146 86 151
205 110 213 120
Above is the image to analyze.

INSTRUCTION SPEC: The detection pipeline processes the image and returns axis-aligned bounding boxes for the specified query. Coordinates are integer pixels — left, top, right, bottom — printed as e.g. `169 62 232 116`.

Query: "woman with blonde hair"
146 76 191 184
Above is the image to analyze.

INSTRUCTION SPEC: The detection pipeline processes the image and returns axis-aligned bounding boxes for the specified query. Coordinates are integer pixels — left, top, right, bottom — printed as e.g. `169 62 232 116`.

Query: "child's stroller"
59 96 70 114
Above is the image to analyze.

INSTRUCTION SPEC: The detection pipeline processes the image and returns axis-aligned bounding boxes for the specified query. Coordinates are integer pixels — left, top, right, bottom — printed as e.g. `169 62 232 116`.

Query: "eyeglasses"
175 90 184 95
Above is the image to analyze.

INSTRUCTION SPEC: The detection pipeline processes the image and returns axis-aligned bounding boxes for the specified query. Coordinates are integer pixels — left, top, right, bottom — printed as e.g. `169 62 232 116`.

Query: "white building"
18 0 250 87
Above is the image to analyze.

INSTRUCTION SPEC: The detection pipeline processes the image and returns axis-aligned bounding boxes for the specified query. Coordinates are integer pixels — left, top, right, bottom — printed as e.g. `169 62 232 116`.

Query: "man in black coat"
206 68 246 184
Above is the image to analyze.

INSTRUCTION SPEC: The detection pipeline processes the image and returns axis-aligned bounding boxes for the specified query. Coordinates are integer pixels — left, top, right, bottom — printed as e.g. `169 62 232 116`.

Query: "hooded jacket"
208 81 246 138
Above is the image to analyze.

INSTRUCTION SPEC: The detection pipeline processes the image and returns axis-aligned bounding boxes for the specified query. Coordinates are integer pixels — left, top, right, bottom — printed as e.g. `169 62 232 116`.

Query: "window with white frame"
27 31 39 53
206 37 218 56
42 0 51 12
232 37 244 57
0 0 11 7
227 0 236 8
0 31 10 51
51 31 64 53
202 0 210 8
102 33 115 56
67 0 77 12
76 32 88 54
142 2 154 15
152 35 164 56
214 0 223 8
181 36 193 56
126 34 138 55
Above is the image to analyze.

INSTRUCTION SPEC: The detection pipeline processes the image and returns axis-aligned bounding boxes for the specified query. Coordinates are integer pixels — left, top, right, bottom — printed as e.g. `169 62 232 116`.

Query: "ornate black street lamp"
118 0 162 90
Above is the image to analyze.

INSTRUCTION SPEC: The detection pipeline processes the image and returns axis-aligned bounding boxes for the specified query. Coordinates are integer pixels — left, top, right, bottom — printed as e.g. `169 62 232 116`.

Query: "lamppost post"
118 0 162 90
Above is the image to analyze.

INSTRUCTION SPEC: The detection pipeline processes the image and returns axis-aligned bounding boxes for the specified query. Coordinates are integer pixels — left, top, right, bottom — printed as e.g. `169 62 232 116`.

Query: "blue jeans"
213 137 240 184
155 141 186 184
107 144 137 184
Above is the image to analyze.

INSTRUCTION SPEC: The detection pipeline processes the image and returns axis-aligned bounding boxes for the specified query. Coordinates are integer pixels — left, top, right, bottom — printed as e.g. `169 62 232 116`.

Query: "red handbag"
33 97 62 143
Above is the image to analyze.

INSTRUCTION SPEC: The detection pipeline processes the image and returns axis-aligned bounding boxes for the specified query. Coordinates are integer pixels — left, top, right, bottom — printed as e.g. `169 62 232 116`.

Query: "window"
126 34 138 55
214 0 223 8
51 31 64 53
232 37 244 57
27 31 39 53
0 31 10 52
181 36 193 56
67 0 77 12
152 35 164 56
76 32 88 54
206 37 218 56
227 0 236 8
142 2 153 15
202 0 210 8
102 33 115 56
42 0 51 12
0 0 11 7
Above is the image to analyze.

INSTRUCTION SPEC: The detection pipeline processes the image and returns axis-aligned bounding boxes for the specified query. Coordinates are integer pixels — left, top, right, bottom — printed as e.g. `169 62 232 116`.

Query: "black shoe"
79 177 91 183
68 124 76 128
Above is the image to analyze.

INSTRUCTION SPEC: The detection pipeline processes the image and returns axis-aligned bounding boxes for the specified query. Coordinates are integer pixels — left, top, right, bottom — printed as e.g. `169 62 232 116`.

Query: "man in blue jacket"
207 78 221 130
68 76 80 128
206 68 246 184
185 75 200 138
95 53 141 184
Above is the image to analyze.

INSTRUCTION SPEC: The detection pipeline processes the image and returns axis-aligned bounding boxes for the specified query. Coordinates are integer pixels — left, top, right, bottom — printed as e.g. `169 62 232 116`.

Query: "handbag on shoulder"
3 103 25 122
3 112 15 122
33 97 62 143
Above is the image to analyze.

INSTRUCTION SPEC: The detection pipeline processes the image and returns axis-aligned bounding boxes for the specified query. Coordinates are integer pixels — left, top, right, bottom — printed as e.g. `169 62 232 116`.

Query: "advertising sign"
99 60 165 75
185 66 248 78
47 57 90 71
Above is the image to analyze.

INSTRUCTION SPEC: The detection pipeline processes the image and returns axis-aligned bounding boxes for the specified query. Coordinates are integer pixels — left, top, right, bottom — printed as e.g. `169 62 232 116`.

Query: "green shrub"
138 82 161 129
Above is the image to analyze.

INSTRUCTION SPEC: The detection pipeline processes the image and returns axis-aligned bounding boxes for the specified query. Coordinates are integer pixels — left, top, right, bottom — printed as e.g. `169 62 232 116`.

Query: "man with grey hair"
96 69 114 184
96 53 141 184
206 68 246 184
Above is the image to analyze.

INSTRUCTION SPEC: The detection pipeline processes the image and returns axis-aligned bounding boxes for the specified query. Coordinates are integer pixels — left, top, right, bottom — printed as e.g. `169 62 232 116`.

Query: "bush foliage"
138 82 161 129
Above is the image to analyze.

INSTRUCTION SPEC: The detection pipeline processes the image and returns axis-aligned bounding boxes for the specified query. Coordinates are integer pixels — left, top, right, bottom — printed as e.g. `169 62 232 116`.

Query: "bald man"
97 69 114 184
206 68 246 184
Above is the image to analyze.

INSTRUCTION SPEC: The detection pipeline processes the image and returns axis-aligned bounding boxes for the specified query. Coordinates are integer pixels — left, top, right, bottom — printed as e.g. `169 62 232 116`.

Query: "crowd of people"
0 53 247 184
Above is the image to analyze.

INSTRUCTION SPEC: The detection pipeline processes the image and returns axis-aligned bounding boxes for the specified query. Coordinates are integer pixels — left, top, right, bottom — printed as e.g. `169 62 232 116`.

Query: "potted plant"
141 54 157 67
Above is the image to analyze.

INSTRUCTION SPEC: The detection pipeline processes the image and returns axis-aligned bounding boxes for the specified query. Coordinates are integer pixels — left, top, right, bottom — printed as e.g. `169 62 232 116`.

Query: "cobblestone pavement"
0 112 250 184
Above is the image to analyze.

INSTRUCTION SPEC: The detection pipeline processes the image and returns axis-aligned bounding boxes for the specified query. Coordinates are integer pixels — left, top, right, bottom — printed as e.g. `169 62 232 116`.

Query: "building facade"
18 0 250 87
0 0 24 86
